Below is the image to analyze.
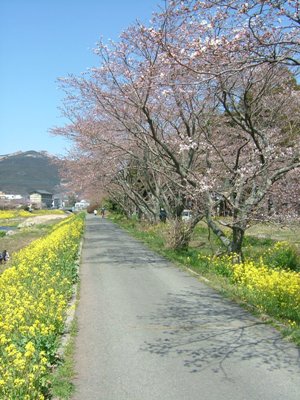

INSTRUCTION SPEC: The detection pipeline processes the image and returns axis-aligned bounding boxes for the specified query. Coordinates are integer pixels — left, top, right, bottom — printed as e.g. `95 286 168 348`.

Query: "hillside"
0 151 61 195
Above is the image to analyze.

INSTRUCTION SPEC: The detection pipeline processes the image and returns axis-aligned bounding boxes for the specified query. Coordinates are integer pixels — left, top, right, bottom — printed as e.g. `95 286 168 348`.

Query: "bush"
166 220 194 251
262 241 300 272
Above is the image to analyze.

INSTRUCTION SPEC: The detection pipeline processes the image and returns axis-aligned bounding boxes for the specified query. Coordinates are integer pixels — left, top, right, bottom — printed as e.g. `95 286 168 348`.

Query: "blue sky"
0 0 162 156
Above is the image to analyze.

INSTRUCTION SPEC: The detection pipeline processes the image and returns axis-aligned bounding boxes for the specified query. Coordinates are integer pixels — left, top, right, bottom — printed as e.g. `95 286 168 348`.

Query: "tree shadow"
82 219 169 267
83 215 300 379
139 289 300 377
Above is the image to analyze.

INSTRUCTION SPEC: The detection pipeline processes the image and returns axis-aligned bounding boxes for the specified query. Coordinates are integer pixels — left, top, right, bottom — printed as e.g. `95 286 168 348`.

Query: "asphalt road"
72 214 300 400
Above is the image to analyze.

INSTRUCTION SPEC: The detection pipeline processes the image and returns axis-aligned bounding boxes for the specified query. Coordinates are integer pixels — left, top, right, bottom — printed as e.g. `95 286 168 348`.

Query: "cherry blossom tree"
53 23 212 232
146 0 300 254
53 0 300 255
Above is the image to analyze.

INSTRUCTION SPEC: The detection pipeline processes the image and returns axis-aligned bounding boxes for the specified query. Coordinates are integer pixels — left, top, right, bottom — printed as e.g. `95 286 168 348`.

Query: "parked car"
182 209 192 221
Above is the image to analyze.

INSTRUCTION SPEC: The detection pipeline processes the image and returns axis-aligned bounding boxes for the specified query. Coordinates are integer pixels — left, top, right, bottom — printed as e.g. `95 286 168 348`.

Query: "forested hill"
0 151 61 195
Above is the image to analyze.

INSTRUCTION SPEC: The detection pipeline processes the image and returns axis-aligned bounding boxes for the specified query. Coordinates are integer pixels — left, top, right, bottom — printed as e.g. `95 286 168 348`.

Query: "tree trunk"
205 212 246 260
167 214 203 251
229 226 245 261
205 214 231 251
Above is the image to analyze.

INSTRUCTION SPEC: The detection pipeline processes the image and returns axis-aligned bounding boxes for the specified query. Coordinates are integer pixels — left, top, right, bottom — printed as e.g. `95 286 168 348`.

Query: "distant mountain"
0 151 61 195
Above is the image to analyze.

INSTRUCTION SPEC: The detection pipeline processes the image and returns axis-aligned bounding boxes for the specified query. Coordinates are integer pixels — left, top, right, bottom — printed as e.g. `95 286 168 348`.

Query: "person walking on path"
159 207 167 222
72 214 300 400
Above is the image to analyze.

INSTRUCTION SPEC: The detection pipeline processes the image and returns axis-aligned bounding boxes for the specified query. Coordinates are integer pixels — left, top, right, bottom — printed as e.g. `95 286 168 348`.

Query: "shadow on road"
84 216 300 380
83 219 169 267
139 289 300 378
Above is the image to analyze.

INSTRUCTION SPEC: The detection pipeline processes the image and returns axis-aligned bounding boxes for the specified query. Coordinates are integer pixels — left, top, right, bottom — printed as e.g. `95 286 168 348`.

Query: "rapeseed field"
0 213 84 399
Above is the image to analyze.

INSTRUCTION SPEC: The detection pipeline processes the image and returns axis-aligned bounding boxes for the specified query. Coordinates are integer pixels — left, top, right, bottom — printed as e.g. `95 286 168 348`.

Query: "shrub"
166 220 194 251
262 241 300 272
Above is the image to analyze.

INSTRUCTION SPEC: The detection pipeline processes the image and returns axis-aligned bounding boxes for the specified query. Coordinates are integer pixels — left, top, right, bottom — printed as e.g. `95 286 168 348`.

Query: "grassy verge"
110 214 300 347
49 252 82 400
49 318 78 399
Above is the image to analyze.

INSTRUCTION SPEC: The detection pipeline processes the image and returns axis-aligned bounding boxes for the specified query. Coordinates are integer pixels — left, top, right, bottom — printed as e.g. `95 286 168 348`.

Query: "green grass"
0 217 70 273
0 219 20 227
49 318 78 399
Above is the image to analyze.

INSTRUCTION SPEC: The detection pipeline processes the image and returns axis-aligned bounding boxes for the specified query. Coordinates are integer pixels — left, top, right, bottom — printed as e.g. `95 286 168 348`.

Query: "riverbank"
0 211 70 272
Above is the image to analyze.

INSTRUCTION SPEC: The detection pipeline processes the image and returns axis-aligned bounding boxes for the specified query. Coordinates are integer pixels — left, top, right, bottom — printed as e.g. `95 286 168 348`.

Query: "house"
73 199 90 211
52 194 67 209
0 192 23 200
29 190 53 209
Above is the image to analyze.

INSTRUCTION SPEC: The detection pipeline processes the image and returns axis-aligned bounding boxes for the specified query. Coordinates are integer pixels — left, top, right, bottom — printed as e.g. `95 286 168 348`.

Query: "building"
0 192 23 200
29 190 53 209
73 199 90 211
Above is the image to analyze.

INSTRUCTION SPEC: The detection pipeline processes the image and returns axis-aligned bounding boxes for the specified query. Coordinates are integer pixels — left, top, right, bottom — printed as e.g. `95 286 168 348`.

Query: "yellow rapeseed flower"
0 213 84 398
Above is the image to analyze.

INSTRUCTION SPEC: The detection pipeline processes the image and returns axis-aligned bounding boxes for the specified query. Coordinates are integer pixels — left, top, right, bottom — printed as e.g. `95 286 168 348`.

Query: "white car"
182 209 192 221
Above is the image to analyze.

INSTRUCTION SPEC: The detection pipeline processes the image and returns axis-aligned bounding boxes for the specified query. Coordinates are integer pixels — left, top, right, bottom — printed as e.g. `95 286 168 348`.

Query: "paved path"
72 214 300 400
